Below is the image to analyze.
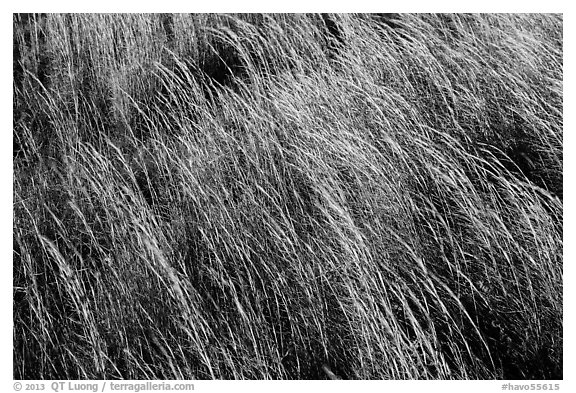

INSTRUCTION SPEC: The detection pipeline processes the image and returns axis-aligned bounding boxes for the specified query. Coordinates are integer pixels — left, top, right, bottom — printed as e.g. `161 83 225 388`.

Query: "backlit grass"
13 13 562 379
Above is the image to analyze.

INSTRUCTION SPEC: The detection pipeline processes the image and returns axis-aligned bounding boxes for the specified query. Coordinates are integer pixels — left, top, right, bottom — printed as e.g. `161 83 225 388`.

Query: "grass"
13 13 562 380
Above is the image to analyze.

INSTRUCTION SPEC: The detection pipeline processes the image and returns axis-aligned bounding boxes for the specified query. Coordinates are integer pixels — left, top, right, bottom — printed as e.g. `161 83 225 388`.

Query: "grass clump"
13 13 562 379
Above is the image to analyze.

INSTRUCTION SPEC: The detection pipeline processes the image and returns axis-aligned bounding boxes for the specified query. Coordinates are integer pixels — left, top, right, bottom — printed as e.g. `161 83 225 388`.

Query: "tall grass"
13 13 562 379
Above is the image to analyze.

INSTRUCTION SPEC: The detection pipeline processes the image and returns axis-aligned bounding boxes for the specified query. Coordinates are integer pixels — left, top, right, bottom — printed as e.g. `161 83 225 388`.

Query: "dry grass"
13 13 562 379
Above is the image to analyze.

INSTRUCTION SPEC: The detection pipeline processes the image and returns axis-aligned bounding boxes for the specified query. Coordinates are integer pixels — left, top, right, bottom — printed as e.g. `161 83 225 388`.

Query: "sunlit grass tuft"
13 13 562 379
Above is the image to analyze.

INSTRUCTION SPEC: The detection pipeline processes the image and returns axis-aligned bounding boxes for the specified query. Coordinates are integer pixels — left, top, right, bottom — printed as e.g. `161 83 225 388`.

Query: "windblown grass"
13 13 562 379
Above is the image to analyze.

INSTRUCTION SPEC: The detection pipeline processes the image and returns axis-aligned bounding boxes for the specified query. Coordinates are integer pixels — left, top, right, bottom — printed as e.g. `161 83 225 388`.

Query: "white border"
2 3 572 392
2 1 571 13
